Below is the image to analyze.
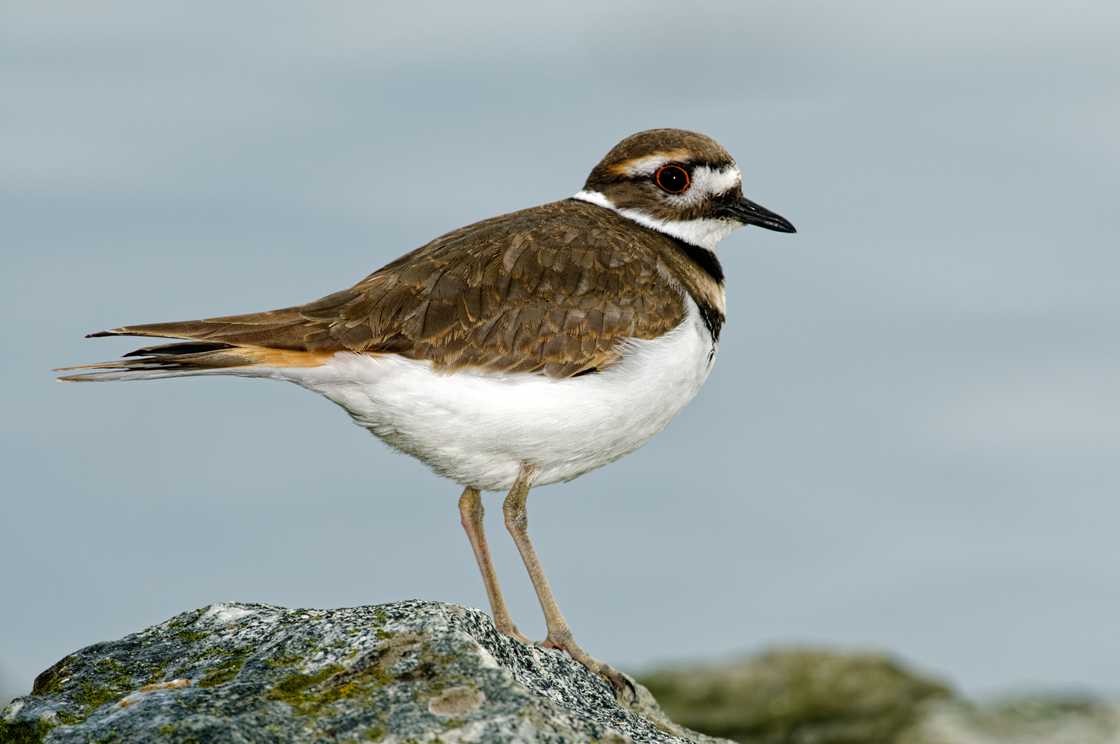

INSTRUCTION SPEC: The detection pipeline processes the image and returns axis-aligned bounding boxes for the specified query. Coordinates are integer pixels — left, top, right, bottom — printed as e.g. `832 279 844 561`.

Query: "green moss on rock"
0 718 55 744
362 724 387 741
265 660 396 718
267 664 346 712
640 648 953 744
197 653 248 688
174 629 209 644
31 656 75 697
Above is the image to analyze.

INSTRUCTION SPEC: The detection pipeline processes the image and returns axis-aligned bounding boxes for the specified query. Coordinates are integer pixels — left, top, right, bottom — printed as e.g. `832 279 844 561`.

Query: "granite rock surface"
1 600 727 744
7 602 1119 744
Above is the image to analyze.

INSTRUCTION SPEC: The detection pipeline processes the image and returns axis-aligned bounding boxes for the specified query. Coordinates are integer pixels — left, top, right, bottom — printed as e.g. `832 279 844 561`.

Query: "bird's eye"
654 164 691 194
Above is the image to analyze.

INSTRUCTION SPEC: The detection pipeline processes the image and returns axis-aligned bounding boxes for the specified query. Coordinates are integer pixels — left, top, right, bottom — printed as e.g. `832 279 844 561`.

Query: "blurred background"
2 1 1118 707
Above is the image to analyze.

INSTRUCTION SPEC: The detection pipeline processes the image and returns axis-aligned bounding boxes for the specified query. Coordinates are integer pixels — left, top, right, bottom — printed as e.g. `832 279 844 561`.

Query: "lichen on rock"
1 601 727 743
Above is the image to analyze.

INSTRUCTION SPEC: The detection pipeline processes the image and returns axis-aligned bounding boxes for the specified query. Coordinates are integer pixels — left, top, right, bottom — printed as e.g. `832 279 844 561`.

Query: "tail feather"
84 308 308 346
59 307 335 382
56 340 331 382
57 342 260 382
120 341 236 358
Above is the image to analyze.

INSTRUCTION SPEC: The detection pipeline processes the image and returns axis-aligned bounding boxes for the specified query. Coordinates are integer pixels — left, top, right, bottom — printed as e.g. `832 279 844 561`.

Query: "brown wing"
89 200 688 378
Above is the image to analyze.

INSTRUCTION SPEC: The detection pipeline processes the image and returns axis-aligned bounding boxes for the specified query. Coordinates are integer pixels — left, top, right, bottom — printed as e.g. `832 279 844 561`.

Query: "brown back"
96 200 725 378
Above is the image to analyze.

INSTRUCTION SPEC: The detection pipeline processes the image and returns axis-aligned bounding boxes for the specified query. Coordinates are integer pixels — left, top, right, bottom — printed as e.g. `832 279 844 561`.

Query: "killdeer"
58 128 795 696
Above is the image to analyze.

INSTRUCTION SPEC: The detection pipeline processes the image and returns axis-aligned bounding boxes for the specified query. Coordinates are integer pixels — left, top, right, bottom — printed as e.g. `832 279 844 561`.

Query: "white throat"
572 190 741 251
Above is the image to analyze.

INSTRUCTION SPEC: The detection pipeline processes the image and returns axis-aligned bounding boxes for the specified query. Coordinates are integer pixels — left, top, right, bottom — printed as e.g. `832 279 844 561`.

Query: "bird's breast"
276 296 717 491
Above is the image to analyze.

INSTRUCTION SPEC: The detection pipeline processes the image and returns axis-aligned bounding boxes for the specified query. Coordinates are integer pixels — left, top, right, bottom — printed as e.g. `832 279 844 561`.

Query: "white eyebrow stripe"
612 149 692 177
617 154 677 176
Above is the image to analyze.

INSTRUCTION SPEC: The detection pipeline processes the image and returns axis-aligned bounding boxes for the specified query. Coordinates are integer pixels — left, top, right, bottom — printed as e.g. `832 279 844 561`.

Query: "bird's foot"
539 632 636 702
494 619 532 646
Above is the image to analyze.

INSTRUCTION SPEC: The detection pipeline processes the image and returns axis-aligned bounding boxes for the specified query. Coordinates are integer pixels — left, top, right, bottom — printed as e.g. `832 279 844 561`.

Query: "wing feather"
87 200 689 378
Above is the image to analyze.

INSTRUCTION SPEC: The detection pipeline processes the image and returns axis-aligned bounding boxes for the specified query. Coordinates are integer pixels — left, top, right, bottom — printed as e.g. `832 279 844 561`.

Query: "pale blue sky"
3 1 1119 702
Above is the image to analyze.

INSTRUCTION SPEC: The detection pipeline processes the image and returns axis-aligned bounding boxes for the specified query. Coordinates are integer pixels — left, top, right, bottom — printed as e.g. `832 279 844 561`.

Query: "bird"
57 128 795 697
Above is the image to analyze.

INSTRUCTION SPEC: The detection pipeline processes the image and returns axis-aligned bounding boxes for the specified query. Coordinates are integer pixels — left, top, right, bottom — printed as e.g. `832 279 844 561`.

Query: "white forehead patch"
690 165 742 197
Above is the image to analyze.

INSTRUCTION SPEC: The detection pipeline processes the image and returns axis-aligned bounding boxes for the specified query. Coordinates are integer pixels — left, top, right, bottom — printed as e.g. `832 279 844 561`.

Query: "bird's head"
575 128 795 250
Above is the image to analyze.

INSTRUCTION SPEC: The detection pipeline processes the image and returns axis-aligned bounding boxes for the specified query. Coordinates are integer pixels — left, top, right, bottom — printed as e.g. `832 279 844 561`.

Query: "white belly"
273 297 717 491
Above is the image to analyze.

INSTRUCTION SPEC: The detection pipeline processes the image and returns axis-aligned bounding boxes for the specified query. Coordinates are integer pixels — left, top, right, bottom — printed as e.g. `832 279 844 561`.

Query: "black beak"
718 196 796 233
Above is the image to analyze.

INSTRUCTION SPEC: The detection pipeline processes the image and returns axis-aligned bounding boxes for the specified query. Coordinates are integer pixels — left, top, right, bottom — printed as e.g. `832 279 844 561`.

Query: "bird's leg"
458 486 529 643
502 465 635 700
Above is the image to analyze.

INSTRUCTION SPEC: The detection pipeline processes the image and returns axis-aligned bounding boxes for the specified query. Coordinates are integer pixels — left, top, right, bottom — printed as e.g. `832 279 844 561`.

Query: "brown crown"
584 129 735 189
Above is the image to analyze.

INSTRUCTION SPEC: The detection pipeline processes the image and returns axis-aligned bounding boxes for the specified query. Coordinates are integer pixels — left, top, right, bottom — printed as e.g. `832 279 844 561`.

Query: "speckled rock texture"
0 601 728 744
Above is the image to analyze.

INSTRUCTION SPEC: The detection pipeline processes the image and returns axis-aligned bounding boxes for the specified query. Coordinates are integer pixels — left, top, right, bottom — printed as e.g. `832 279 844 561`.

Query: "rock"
10 608 1116 744
0 601 729 744
637 648 954 744
639 650 1120 744
900 696 1120 744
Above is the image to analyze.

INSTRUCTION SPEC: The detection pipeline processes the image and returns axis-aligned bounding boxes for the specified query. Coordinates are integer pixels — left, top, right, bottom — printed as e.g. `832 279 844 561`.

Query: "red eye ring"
654 164 691 194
